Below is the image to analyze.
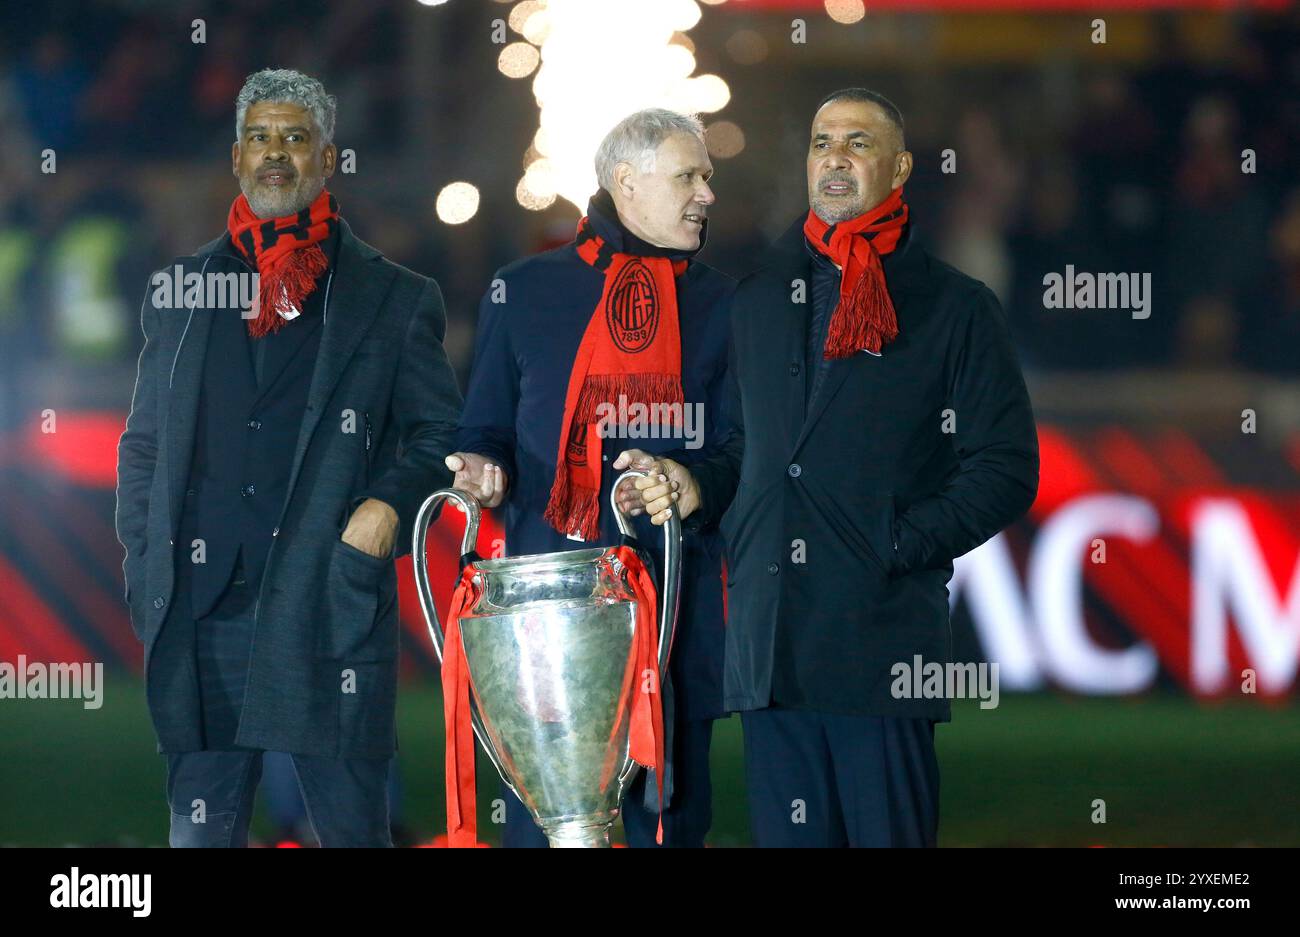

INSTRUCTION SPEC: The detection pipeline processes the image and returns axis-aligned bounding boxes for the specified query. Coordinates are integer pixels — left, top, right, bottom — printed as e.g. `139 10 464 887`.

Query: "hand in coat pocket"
341 498 398 559
320 537 394 661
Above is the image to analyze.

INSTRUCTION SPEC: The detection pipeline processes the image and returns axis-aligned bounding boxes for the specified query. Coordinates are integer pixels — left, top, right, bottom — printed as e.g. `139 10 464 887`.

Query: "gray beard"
240 176 324 219
810 194 867 224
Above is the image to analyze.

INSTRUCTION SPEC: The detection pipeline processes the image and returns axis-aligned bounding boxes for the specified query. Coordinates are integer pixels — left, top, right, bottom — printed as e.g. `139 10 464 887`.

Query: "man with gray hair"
116 68 463 846
444 108 735 847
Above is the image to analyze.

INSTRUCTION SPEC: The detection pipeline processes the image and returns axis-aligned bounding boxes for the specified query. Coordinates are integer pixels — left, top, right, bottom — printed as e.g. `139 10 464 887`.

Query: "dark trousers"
740 707 940 848
163 568 392 848
502 716 715 847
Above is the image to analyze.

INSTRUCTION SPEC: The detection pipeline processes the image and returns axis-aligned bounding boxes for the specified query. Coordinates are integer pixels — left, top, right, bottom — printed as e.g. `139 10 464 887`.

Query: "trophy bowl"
411 470 682 848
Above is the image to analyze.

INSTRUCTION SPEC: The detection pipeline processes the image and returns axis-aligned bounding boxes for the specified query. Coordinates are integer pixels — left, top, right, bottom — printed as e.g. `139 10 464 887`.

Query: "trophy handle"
610 469 683 793
609 469 683 683
411 488 518 794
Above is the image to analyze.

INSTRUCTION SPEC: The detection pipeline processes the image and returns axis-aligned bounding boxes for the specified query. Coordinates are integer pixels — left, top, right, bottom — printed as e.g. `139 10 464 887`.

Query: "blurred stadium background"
0 0 1297 846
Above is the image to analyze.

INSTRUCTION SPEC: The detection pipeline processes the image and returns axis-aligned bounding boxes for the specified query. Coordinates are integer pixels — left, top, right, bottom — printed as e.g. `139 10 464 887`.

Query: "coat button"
241 484 255 498
247 419 262 430
767 562 779 575
789 363 800 376
153 597 166 609
788 463 802 478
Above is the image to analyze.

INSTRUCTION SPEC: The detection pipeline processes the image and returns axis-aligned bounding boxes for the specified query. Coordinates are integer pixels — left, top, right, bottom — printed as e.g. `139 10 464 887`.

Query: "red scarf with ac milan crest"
803 186 909 357
227 188 340 338
543 216 686 542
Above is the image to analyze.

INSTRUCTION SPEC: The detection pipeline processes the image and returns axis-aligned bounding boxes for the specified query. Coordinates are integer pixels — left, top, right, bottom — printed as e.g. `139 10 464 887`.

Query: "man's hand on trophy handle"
613 448 660 516
444 451 508 509
634 459 698 526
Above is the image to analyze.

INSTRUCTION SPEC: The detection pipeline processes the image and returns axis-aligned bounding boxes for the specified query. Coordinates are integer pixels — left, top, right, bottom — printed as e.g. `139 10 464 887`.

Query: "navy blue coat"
456 205 735 720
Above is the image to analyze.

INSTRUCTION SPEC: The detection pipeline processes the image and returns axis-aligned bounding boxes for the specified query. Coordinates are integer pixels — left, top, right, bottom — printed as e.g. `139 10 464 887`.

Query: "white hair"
235 68 337 146
594 108 704 192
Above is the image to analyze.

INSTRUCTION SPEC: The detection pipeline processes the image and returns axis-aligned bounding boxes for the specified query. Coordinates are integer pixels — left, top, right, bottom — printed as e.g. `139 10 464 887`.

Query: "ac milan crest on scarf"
227 188 340 338
803 186 909 357
542 216 687 542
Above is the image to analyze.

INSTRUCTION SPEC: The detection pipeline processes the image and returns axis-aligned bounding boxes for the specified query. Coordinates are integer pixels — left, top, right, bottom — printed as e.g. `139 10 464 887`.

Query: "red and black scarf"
542 217 687 542
803 186 909 357
227 188 340 338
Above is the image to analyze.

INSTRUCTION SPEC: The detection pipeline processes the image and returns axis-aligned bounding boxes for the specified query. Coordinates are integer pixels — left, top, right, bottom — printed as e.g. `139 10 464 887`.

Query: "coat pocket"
820 489 898 584
884 494 900 577
319 538 394 661
127 593 148 642
855 493 899 579
718 482 753 553
363 411 373 487
123 556 146 640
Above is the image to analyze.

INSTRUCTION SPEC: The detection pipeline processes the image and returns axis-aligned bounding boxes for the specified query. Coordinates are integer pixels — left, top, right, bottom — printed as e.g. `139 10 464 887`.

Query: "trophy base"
540 813 618 848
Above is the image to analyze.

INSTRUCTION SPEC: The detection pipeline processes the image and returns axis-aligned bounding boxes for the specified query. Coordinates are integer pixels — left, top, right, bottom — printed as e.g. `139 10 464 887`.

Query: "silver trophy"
411 470 682 848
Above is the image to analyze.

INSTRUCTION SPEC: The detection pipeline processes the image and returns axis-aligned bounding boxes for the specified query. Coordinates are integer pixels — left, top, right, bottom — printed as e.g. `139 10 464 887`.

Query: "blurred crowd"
923 29 1300 374
0 2 1296 436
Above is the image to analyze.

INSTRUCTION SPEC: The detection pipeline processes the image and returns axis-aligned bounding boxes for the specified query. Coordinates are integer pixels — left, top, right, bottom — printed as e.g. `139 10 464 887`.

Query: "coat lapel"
279 220 396 519
768 232 810 449
162 222 395 534
793 358 849 457
247 309 321 410
790 225 930 458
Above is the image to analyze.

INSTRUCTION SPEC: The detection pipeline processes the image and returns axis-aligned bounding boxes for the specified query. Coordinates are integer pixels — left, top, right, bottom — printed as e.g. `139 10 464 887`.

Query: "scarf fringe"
573 372 685 424
250 245 329 338
546 372 685 540
543 463 601 541
825 263 899 358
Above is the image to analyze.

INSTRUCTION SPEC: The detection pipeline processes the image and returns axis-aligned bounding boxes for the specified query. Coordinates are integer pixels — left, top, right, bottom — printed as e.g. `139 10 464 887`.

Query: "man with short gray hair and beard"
636 89 1039 846
115 68 462 846
445 108 735 847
